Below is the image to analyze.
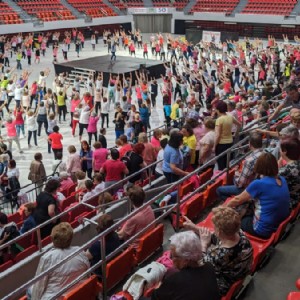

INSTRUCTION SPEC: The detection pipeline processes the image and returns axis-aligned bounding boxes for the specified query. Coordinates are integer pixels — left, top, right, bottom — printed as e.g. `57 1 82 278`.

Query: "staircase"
289 0 300 16
66 68 93 89
2 0 33 22
143 0 153 8
102 0 125 15
59 0 85 18
183 0 196 14
230 0 248 15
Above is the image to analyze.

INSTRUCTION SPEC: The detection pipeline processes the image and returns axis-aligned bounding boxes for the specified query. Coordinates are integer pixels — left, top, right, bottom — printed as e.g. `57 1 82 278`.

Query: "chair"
14 245 38 263
197 211 214 229
182 193 204 221
221 279 243 300
8 212 22 224
179 180 194 198
203 178 223 207
134 224 164 265
104 247 135 290
60 194 77 211
224 168 235 185
246 233 275 273
0 259 14 273
41 236 52 247
62 275 101 300
273 215 293 245
199 168 213 185
67 183 77 197
287 279 300 300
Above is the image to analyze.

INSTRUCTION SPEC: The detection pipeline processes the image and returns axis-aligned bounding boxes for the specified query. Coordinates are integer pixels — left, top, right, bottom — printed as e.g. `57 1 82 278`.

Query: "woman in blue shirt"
162 131 189 183
227 152 290 239
20 203 37 234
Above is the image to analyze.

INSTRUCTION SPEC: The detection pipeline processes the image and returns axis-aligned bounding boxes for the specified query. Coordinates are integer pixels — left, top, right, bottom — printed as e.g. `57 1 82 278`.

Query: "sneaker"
159 195 172 207
19 150 24 154
28 144 32 149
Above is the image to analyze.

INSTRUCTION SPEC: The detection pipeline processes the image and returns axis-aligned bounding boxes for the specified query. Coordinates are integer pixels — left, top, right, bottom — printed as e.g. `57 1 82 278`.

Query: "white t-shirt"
155 149 164 175
79 109 90 124
27 116 38 131
14 87 24 100
101 101 109 114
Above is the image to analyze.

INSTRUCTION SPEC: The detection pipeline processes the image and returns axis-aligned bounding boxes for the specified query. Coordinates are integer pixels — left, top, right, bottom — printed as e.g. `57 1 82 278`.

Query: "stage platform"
54 55 165 87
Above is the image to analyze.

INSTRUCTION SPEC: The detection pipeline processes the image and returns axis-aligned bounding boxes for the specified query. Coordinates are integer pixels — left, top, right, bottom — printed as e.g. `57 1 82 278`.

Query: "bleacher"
15 0 76 21
0 2 23 24
66 0 117 18
191 0 239 14
241 0 297 15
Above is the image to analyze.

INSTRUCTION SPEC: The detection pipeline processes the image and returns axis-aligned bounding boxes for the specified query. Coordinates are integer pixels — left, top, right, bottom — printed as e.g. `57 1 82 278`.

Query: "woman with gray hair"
150 231 220 300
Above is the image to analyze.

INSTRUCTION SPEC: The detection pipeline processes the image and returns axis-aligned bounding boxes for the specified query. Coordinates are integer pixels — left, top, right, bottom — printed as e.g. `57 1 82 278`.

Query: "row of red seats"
287 279 300 300
15 223 164 299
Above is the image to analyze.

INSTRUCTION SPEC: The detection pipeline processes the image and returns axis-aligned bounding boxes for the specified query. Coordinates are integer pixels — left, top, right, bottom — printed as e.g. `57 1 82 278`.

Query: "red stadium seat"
0 260 14 273
62 275 101 300
179 180 194 198
134 224 164 265
14 245 38 263
203 178 223 207
182 193 205 221
199 168 213 186
104 247 135 290
221 279 243 300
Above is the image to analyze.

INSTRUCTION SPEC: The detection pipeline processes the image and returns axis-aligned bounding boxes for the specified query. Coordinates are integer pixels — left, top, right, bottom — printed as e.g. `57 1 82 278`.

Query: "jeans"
88 132 97 146
216 185 244 202
16 124 25 137
115 130 124 139
163 171 180 184
28 130 37 146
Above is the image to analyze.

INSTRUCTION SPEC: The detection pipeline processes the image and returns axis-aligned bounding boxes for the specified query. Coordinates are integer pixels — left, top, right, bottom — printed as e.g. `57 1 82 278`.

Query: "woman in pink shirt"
87 112 99 146
66 145 82 182
14 105 25 138
150 129 162 155
5 116 23 153
92 141 108 173
70 93 81 126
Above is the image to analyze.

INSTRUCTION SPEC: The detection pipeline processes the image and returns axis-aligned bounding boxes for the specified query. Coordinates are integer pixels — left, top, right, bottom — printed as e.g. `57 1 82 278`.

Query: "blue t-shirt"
162 144 183 174
246 176 290 237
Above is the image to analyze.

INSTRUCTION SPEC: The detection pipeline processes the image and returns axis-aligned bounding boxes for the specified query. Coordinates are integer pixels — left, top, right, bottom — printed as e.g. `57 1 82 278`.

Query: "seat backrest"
67 183 77 197
61 194 76 211
221 279 243 300
182 193 204 221
199 168 213 185
274 215 292 245
106 247 134 290
0 260 14 273
62 275 101 300
8 212 22 224
134 224 164 264
204 178 223 207
14 245 37 263
179 180 194 198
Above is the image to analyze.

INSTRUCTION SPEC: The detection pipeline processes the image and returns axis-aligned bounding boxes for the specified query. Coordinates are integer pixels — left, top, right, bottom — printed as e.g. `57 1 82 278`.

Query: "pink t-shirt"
14 111 24 125
71 99 81 112
150 137 161 149
93 148 108 171
6 121 17 137
121 205 155 248
87 116 99 133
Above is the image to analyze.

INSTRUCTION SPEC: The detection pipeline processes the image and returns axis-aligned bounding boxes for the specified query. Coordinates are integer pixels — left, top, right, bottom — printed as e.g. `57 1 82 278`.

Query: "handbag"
0 167 8 187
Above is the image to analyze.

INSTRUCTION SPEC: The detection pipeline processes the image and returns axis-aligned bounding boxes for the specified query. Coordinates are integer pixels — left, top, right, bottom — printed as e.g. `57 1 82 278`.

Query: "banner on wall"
127 7 172 14
202 30 221 44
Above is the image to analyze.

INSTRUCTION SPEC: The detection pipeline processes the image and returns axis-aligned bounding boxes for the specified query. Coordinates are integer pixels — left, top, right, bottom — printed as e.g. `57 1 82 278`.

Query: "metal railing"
1 135 251 300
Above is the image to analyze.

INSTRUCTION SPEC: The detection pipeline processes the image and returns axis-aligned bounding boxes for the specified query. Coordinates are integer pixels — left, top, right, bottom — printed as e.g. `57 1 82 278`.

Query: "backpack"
120 151 133 172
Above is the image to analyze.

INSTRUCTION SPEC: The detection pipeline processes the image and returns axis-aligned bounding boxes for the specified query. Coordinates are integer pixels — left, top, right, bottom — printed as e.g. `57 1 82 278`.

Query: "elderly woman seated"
59 172 74 192
184 206 253 296
29 223 90 300
150 231 220 300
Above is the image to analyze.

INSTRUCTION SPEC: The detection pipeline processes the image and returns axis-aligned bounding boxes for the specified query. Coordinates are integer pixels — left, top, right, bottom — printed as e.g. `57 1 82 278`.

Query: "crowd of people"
0 28 300 299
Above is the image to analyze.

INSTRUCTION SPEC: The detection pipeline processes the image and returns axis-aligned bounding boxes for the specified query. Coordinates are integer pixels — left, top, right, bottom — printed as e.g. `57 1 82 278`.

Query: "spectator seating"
133 223 164 265
120 0 143 8
62 275 102 300
0 2 23 24
66 0 117 18
191 0 239 14
241 0 296 15
151 0 188 9
14 245 38 263
16 0 76 21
